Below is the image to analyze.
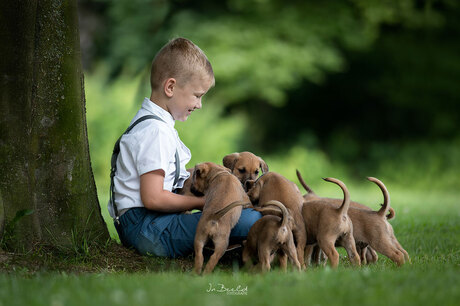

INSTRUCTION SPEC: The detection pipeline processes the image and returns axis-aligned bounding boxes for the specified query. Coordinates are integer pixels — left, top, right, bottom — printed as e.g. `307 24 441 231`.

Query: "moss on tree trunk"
0 0 109 250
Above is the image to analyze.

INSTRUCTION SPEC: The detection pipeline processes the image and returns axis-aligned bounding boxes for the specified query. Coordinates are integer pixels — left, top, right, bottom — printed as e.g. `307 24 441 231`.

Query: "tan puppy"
174 168 203 215
242 200 301 272
245 172 307 268
345 178 410 265
302 178 361 268
297 170 394 264
223 151 269 185
299 173 410 266
191 162 251 274
175 168 202 197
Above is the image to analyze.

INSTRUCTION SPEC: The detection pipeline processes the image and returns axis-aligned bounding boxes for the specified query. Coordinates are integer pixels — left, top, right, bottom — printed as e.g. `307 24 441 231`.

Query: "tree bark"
0 0 109 250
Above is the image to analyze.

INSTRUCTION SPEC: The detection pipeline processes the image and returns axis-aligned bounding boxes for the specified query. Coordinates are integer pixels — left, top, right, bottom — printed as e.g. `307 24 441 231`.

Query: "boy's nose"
196 99 202 109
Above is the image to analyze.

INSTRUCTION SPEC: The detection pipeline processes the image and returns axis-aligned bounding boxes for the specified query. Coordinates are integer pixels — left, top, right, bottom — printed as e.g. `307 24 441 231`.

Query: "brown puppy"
242 200 301 272
223 151 269 185
297 170 394 264
174 168 204 215
300 174 410 266
191 162 251 274
245 172 307 268
302 178 361 268
345 178 410 266
176 168 204 197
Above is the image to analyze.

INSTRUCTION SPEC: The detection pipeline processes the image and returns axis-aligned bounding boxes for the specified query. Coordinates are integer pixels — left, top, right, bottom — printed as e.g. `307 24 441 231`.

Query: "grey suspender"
109 115 181 223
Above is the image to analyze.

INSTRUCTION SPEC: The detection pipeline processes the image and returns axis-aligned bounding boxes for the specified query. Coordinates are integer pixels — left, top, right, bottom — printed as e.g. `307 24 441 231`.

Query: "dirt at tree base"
0 241 242 275
0 242 192 274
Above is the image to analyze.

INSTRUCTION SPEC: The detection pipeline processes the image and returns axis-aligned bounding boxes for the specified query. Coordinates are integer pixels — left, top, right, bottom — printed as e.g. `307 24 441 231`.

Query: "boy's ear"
164 78 176 98
223 153 240 170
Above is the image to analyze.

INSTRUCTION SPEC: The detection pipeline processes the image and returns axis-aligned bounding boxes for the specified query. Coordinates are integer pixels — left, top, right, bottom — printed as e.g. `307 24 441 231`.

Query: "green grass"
1 188 459 306
0 263 458 306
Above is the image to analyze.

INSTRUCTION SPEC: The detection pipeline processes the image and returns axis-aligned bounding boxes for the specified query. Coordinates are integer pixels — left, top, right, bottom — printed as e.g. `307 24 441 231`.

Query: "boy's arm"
140 169 205 212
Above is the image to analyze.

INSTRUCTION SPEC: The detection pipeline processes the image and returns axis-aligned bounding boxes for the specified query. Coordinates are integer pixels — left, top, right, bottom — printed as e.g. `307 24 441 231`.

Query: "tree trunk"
0 0 109 250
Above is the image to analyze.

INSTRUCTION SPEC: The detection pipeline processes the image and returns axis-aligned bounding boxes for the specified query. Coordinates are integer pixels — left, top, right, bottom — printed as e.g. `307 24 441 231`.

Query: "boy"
108 38 261 258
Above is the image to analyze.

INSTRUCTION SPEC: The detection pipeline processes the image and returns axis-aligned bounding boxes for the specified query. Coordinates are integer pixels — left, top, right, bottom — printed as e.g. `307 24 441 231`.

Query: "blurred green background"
79 0 460 233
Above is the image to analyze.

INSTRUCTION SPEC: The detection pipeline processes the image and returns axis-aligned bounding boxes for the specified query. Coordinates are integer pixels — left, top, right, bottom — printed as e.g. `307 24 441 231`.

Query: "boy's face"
168 74 213 121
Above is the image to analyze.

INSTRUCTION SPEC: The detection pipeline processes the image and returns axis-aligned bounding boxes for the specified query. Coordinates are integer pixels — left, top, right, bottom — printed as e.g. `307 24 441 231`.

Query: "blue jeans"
115 207 261 258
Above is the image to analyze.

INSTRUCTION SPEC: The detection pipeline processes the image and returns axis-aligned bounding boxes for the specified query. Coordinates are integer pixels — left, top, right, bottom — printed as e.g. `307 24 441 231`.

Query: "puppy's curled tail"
212 200 252 220
368 177 391 218
386 208 395 220
296 169 315 195
323 177 350 215
260 200 290 228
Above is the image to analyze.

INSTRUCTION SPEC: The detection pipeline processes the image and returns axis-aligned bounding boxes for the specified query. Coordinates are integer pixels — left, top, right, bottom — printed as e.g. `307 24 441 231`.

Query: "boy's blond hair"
150 37 214 90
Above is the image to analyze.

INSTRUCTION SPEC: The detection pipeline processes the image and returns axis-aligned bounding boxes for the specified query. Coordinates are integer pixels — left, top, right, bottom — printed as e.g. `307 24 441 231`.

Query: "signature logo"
206 283 248 295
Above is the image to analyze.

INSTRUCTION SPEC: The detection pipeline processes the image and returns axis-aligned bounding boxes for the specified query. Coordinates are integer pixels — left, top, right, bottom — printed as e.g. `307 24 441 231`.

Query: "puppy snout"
244 179 255 192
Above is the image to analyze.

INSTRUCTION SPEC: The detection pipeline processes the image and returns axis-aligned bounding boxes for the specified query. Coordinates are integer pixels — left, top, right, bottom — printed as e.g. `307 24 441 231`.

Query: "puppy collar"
253 172 268 185
208 170 233 185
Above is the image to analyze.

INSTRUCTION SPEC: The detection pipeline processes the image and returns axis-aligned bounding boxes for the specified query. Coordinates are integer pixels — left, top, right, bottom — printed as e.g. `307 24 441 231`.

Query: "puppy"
191 162 251 274
175 168 204 197
302 178 361 268
345 177 410 266
299 173 409 266
174 168 204 215
242 200 301 272
297 170 394 264
223 151 269 185
245 172 307 268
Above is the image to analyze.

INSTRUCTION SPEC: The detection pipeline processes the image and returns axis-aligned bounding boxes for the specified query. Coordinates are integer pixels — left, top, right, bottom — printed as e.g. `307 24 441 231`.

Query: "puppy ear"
193 165 200 181
258 157 269 173
194 163 209 178
223 153 240 170
245 179 255 192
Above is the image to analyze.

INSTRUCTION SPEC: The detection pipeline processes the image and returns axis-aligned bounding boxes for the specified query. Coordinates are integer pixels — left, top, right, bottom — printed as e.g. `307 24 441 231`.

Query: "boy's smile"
167 75 214 122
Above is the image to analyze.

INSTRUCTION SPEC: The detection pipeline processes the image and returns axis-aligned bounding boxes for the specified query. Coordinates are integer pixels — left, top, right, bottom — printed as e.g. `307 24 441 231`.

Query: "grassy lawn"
1 266 458 306
1 187 458 306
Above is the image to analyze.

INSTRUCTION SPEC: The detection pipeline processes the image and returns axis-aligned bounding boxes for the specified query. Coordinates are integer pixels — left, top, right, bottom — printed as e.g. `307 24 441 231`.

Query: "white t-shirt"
108 98 191 218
